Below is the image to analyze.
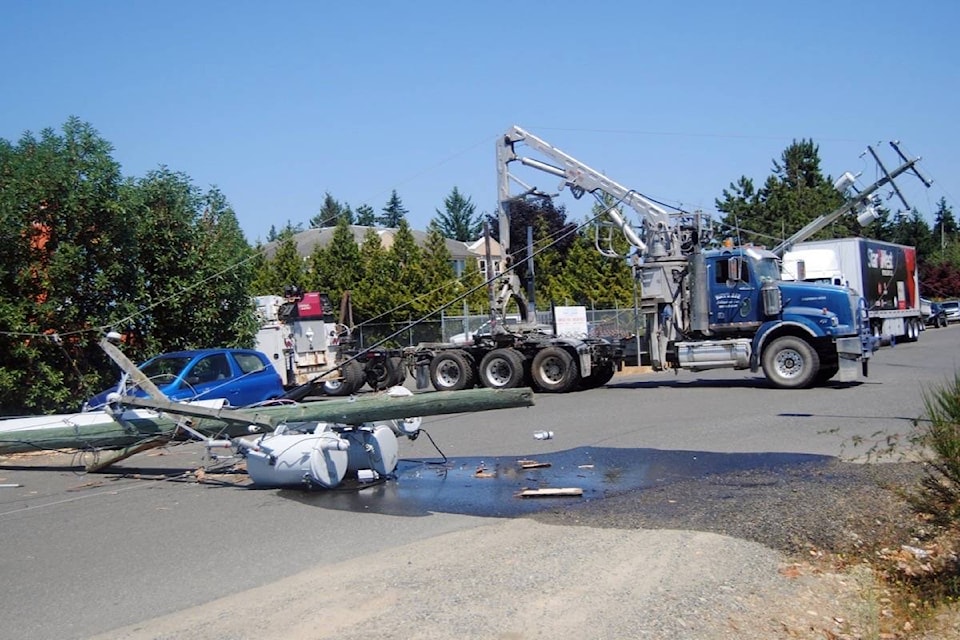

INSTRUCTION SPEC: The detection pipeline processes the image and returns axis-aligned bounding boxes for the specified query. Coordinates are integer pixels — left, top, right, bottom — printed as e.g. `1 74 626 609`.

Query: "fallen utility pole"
0 387 535 456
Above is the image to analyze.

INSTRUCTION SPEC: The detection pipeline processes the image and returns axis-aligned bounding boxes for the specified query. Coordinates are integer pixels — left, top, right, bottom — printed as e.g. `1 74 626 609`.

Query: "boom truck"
254 288 405 397
480 127 930 389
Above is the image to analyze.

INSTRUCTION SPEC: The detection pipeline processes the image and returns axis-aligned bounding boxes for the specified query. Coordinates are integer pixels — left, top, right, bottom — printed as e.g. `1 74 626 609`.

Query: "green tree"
378 189 408 227
266 219 303 242
0 118 139 414
890 208 935 258
353 227 394 320
191 187 258 348
420 224 458 315
257 227 307 299
310 191 354 227
487 196 576 289
432 186 482 241
309 216 362 302
932 197 957 250
716 140 847 248
355 203 377 226
387 219 426 317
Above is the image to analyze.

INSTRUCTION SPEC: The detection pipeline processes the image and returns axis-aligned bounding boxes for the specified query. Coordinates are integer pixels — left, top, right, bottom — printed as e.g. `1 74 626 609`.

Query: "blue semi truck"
493 127 928 389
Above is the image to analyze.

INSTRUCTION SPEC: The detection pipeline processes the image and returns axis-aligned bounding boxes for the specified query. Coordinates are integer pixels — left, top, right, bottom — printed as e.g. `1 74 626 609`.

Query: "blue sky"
2 1 956 244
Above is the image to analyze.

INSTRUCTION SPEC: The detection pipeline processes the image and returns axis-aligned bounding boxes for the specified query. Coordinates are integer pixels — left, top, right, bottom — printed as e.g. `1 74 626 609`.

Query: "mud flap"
835 336 864 382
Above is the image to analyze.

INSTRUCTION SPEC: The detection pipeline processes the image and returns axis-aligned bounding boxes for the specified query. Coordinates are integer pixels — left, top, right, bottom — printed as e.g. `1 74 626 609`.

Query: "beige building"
266 225 504 277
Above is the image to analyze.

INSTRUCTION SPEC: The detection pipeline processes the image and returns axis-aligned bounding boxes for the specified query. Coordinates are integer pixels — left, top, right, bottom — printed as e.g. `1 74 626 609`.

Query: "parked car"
928 301 948 328
943 300 960 324
83 348 285 411
449 318 520 346
922 298 948 328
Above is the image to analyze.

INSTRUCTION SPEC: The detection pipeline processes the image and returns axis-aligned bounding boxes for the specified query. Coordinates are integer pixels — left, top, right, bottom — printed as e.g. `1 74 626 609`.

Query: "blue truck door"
708 255 760 328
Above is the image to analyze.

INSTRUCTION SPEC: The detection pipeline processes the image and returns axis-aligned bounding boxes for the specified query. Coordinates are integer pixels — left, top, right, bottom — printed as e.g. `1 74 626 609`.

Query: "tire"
478 348 526 389
365 355 406 391
531 346 579 393
388 356 407 387
428 350 476 391
322 359 365 396
761 336 820 389
580 361 616 389
364 357 393 391
813 364 839 385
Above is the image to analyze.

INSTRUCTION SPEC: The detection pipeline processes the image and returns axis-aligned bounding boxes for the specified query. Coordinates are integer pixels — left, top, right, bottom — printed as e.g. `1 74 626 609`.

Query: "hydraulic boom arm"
497 126 681 261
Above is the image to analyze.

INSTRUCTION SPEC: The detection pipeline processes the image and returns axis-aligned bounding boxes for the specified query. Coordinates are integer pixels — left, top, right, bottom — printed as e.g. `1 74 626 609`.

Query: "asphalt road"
1 325 957 639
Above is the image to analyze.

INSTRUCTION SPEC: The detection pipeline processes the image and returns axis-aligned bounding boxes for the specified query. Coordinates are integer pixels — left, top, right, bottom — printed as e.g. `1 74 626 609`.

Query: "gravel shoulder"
95 460 927 640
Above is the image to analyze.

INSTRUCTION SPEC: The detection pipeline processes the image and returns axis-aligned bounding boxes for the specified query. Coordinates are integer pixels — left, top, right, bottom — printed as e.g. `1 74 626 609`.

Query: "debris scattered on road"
518 459 551 469
516 487 583 498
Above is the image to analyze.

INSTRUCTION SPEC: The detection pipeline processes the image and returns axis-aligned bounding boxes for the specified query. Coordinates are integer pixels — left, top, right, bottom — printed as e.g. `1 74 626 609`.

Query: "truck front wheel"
531 347 579 393
761 336 820 389
428 350 476 391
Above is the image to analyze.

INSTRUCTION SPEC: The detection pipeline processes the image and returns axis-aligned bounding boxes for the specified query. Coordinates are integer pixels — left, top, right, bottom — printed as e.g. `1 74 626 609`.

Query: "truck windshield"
753 257 781 283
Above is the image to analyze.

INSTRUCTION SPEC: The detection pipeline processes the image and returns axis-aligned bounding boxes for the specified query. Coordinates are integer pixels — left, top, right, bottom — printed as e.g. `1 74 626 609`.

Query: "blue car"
84 348 285 411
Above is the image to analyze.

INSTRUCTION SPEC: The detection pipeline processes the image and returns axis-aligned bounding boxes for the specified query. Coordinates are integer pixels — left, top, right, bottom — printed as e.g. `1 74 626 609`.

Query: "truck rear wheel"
365 356 406 390
389 356 407 386
429 350 476 391
478 348 526 389
531 347 579 393
322 359 365 396
761 336 820 389
580 361 616 389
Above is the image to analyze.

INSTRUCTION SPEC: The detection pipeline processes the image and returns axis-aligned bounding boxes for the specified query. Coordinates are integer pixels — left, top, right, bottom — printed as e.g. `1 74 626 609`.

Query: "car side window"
190 354 231 384
234 353 267 375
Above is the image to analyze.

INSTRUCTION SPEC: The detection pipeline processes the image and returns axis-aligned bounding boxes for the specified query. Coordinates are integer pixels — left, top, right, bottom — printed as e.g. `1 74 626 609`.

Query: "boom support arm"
497 126 680 261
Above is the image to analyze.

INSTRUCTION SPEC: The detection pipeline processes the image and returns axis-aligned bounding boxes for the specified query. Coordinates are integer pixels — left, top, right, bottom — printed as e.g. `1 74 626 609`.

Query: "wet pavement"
276 446 833 518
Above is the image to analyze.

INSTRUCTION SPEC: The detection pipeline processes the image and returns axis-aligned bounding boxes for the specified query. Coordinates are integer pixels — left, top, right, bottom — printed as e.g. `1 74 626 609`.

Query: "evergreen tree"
933 197 957 250
261 228 307 297
267 220 304 242
378 189 408 227
420 224 458 315
388 218 426 316
716 140 847 248
891 208 935 258
309 216 362 302
353 227 393 321
355 203 377 226
311 191 345 228
432 186 482 241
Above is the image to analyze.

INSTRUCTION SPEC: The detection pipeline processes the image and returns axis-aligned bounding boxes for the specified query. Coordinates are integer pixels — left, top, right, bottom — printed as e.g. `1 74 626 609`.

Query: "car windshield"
140 356 192 380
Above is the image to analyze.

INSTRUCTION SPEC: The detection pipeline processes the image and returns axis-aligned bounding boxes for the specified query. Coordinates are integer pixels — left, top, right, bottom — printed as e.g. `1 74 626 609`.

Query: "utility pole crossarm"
772 149 926 257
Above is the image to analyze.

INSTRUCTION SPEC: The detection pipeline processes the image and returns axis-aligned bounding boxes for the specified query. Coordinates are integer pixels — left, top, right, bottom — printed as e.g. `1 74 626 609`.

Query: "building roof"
262 225 502 261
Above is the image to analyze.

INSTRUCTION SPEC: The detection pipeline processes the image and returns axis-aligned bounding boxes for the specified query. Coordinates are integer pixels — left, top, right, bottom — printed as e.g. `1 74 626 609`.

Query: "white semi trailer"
781 238 923 343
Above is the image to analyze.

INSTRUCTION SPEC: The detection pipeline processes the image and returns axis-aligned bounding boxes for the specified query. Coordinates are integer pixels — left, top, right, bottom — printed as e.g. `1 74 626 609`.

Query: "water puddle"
279 447 832 518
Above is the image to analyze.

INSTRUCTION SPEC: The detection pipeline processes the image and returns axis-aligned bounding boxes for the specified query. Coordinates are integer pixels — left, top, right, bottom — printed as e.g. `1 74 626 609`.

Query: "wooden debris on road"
517 459 551 469
516 487 583 498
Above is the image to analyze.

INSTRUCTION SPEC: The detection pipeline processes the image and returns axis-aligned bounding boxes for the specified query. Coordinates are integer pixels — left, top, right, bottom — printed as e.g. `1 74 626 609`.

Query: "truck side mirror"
727 257 744 282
